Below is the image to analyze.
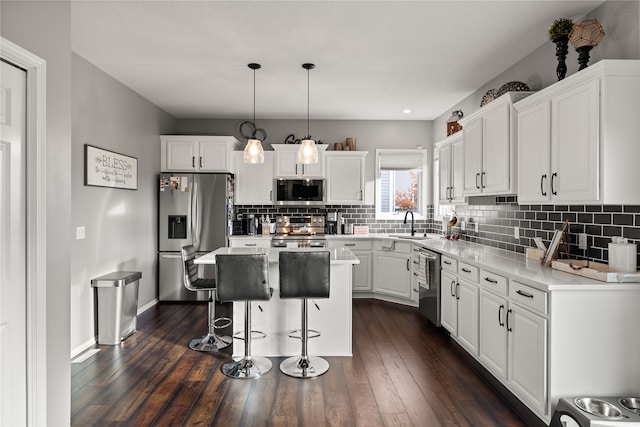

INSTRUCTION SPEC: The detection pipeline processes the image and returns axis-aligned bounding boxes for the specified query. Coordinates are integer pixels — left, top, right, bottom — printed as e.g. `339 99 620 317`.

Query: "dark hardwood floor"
71 299 531 426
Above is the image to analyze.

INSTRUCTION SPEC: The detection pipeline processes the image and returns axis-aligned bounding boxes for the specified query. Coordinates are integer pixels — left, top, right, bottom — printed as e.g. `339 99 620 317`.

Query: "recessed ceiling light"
402 109 412 114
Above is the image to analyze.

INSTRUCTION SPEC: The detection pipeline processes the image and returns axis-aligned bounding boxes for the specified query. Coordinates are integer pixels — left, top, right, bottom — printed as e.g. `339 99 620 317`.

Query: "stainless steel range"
271 215 326 248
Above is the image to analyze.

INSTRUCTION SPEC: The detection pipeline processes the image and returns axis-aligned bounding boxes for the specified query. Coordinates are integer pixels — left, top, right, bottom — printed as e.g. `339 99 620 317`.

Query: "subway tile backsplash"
236 198 640 267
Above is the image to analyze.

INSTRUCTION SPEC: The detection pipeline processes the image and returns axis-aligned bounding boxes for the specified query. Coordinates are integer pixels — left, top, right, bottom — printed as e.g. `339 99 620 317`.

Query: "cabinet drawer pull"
244 243 257 247
344 243 356 247
484 277 498 284
540 174 547 196
443 260 452 265
551 172 558 196
413 288 419 292
498 304 505 327
270 190 273 201
516 290 534 299
461 268 471 273
506 308 512 332
413 272 418 277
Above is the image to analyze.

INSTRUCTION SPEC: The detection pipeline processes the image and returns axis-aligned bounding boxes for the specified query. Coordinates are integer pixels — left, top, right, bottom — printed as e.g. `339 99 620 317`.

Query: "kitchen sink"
619 397 640 414
574 397 623 419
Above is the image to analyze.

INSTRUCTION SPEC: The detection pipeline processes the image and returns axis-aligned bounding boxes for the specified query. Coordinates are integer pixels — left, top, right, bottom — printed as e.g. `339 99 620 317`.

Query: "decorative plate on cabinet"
480 89 499 107
497 81 530 97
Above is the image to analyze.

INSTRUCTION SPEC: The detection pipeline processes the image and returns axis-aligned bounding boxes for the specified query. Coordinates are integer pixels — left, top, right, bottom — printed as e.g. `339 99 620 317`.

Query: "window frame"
375 148 428 220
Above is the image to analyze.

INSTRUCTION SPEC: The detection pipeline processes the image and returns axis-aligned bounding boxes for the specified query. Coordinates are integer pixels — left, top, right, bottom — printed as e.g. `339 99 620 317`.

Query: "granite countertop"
195 247 360 265
329 233 640 292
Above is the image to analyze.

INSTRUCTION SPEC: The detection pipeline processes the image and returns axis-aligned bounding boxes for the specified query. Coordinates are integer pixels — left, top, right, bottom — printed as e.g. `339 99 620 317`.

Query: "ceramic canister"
608 240 637 273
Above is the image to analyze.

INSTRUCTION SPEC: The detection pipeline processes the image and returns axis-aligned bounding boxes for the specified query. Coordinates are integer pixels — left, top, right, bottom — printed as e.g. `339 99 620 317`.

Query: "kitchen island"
195 247 359 357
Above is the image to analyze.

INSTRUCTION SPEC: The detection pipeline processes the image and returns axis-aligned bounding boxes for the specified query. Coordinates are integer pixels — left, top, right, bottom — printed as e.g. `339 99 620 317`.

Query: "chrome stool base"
189 333 232 352
222 356 272 379
280 355 329 378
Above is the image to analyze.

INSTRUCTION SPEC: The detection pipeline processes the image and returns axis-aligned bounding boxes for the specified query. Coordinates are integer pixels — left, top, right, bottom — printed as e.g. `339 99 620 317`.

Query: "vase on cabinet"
554 36 569 80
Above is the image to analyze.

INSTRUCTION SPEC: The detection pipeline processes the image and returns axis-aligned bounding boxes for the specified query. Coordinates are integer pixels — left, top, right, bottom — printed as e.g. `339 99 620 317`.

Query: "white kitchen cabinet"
325 151 367 204
373 240 412 301
228 236 271 248
508 302 547 415
515 60 640 204
460 93 530 197
440 270 457 335
328 239 372 292
272 144 328 178
233 151 274 205
160 135 240 172
456 278 479 355
435 133 464 204
479 290 508 379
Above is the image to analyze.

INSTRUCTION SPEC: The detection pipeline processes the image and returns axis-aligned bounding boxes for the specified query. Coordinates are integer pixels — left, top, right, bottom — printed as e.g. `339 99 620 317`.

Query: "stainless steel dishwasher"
412 246 441 327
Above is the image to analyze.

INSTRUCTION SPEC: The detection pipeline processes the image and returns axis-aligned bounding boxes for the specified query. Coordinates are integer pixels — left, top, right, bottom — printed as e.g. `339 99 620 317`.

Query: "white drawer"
479 269 508 296
510 281 547 315
328 239 372 250
228 237 271 248
458 262 479 283
441 256 457 273
374 240 411 253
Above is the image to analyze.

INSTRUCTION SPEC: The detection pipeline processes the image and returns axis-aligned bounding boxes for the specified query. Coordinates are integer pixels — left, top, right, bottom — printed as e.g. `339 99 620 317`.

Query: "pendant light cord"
253 67 256 125
307 66 310 137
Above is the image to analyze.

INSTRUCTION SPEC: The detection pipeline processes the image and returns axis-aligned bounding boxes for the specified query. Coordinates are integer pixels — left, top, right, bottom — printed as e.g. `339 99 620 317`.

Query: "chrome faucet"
403 210 415 236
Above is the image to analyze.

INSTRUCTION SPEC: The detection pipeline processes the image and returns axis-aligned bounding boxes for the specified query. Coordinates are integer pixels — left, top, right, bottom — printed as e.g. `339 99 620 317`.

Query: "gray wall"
176 118 433 204
71 54 175 353
1 1 72 425
432 0 640 141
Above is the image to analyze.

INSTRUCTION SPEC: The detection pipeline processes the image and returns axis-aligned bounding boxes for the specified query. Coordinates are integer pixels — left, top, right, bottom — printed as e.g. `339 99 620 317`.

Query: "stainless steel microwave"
274 179 325 206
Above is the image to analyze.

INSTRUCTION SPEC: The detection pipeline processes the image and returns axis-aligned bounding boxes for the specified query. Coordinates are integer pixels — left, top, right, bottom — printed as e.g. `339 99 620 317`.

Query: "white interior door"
0 59 27 426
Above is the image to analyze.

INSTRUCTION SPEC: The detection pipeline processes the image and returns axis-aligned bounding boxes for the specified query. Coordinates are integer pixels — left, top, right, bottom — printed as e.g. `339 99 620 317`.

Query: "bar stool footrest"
232 330 267 341
213 317 232 329
287 329 321 340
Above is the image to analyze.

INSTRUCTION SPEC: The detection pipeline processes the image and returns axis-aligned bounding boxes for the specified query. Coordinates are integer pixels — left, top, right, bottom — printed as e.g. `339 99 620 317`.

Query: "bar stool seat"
278 250 331 378
216 253 273 379
181 245 232 352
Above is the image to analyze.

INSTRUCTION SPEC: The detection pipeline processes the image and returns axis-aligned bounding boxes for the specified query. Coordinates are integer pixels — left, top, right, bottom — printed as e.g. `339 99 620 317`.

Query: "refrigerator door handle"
191 180 200 249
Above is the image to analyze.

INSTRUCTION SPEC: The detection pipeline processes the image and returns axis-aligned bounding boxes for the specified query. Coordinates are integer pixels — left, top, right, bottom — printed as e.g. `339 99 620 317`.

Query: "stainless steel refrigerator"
158 173 234 301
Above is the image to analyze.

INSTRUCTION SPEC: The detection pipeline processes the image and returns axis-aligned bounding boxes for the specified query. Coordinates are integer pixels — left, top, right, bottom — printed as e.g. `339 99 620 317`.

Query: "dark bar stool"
216 253 273 379
278 250 331 378
181 245 232 352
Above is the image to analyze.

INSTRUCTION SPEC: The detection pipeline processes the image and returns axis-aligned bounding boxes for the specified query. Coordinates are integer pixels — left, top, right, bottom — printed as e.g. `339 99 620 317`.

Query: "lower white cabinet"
373 241 411 300
478 282 548 417
508 303 547 414
228 237 271 248
328 239 372 292
440 268 479 355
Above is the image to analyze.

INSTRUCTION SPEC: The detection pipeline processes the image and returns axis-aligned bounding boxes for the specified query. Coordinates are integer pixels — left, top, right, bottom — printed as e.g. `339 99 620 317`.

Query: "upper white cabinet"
233 151 274 205
272 144 328 178
435 133 465 204
515 60 640 204
160 135 240 172
460 92 531 196
325 151 367 204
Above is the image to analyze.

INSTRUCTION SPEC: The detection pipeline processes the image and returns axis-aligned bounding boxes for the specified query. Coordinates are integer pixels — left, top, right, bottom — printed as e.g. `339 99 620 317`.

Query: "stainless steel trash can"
91 271 142 345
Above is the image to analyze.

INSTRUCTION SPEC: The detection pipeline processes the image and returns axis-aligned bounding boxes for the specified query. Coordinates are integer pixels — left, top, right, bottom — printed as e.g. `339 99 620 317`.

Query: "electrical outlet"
514 227 520 239
578 233 587 250
76 226 86 240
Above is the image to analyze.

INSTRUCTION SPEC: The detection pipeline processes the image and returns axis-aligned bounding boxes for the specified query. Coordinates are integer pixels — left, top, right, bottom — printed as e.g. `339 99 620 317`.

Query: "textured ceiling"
71 1 604 120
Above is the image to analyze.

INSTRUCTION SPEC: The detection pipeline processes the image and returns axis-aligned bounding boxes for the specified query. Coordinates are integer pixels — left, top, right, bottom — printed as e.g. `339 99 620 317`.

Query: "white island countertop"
195 246 360 265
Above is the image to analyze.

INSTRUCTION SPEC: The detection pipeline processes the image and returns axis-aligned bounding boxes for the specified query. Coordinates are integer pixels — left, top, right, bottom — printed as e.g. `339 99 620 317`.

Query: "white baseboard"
138 298 158 315
70 298 159 359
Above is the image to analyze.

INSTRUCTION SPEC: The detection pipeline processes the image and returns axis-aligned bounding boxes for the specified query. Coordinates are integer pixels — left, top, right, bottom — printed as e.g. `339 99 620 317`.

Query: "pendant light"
242 63 266 164
297 63 318 164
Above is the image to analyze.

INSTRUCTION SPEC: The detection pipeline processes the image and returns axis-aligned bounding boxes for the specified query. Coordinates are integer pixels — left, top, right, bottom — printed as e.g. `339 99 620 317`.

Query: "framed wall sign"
84 144 138 190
